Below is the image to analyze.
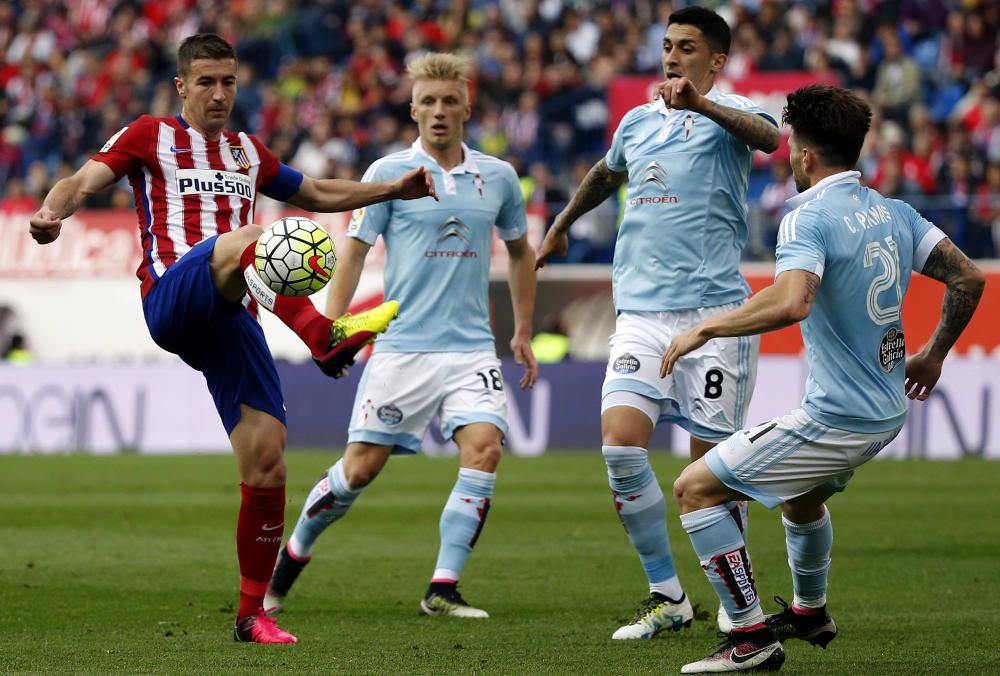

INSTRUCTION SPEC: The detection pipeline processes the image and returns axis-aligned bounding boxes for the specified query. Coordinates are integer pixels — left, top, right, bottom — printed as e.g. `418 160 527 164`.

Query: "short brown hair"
177 33 237 77
782 85 871 169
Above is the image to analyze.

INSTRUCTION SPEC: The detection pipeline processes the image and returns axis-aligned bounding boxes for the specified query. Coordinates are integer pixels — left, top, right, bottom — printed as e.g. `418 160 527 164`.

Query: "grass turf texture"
1 452 997 675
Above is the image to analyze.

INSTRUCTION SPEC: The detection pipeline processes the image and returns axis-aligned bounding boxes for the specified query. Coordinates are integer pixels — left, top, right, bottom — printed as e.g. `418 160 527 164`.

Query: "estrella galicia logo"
631 161 678 206
613 353 640 374
878 327 905 373
377 404 404 426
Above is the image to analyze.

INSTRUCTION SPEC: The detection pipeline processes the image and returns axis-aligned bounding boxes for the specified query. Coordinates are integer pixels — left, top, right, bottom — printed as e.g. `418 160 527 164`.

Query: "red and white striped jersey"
93 115 299 298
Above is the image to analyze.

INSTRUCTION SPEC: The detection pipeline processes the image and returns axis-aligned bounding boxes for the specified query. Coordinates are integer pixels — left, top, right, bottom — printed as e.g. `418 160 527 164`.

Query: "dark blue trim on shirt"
175 115 190 129
261 163 304 202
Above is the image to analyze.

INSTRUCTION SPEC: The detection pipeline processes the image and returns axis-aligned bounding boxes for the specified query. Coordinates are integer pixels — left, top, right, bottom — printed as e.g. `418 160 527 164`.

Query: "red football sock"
236 482 286 619
240 242 331 357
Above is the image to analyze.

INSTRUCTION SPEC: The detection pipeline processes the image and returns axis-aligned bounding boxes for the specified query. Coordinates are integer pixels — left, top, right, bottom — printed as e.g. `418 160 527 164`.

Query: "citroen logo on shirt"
437 216 471 245
640 161 668 191
631 160 679 206
426 216 478 258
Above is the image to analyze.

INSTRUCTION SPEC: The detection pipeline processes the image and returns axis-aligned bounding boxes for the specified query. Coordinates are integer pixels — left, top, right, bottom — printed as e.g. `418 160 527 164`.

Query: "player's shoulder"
363 147 420 179
777 195 826 246
469 150 518 180
713 92 762 110
622 102 661 126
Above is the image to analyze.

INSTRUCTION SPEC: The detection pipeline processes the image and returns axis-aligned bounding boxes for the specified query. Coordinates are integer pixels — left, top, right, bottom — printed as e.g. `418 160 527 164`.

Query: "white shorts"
348 351 508 454
601 305 759 442
705 408 902 508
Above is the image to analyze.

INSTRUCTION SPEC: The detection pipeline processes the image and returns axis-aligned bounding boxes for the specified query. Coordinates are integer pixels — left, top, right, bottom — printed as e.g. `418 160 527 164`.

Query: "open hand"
659 327 709 378
511 334 538 389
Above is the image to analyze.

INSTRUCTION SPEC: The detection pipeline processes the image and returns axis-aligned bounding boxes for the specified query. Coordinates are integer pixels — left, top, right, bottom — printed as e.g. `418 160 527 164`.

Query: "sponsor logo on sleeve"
613 353 640 374
878 327 905 373
377 404 404 426
100 126 128 153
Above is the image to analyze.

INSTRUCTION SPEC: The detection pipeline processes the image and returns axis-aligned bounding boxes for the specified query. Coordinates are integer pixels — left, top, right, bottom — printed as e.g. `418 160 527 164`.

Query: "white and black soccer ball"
254 217 337 297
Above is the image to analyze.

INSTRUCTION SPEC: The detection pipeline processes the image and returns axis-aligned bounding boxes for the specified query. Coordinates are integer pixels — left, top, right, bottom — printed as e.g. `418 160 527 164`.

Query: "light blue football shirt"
605 87 777 311
347 140 527 352
775 171 947 433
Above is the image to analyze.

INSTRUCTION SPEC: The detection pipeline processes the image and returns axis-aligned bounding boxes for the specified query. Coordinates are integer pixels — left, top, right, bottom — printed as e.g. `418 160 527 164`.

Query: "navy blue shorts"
142 236 286 435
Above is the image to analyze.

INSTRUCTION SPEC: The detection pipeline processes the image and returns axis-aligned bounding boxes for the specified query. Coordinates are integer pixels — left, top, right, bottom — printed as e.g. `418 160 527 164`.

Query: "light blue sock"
288 460 364 558
783 508 833 608
603 446 682 599
680 505 764 627
432 468 496 582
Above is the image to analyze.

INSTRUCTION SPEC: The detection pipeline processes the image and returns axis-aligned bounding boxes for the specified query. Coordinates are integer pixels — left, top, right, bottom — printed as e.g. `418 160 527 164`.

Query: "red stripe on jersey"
147 125 176 271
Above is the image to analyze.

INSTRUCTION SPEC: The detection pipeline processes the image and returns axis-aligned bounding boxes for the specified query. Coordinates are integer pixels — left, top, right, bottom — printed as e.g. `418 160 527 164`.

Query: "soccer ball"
254 217 337 297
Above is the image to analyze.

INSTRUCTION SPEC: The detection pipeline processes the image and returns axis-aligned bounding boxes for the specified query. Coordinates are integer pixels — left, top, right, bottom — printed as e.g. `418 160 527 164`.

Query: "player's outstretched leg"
765 508 837 647
420 468 495 619
603 446 691 639
233 235 398 377
265 460 366 611
680 505 784 673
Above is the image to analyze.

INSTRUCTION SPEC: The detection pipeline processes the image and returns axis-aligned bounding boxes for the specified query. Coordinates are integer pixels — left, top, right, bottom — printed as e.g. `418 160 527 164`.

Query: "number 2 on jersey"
863 236 902 325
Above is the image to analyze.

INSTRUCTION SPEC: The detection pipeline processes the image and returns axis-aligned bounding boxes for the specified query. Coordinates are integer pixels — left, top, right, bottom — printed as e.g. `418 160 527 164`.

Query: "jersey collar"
411 138 478 174
786 170 861 208
412 139 478 194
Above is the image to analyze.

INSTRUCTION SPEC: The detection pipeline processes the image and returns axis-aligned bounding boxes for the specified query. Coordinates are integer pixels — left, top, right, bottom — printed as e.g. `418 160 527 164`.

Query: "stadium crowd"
1 0 998 259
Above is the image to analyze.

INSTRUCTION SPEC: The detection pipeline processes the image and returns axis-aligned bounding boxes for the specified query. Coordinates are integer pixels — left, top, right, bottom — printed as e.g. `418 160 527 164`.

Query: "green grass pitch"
1 452 998 674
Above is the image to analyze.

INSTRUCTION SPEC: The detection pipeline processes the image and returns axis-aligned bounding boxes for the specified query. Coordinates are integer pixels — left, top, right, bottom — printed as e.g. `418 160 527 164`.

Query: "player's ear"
710 52 727 74
175 76 186 99
410 102 417 122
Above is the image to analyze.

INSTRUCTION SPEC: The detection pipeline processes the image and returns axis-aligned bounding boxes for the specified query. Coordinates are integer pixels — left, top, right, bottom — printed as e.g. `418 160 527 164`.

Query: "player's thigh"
600 393 656 448
704 409 899 510
142 235 243 357
201 311 287 437
453 423 504 472
347 352 444 455
670 326 759 444
439 352 508 451
211 226 263 302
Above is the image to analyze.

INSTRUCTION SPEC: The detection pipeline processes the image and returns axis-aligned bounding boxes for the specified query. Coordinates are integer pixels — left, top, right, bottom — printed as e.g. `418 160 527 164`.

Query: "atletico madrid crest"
230 145 251 169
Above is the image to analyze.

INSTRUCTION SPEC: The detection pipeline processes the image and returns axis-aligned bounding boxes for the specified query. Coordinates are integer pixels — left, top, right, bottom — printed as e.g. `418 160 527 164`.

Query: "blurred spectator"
873 29 923 129
0 177 38 214
3 333 33 366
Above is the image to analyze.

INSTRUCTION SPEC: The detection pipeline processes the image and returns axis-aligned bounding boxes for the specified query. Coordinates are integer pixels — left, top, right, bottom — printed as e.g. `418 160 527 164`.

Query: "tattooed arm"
658 77 780 152
660 270 818 377
698 99 781 153
535 159 627 268
904 238 985 400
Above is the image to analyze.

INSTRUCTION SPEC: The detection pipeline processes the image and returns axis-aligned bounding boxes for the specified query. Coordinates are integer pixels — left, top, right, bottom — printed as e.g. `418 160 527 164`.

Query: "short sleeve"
494 163 527 241
92 115 155 179
345 160 392 245
775 206 826 279
251 136 304 201
718 94 778 128
604 109 635 172
889 199 947 272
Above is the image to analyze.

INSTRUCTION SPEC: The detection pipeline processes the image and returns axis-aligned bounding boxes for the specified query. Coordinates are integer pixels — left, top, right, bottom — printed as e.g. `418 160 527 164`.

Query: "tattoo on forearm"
703 102 779 152
556 161 625 232
921 239 985 354
803 272 820 306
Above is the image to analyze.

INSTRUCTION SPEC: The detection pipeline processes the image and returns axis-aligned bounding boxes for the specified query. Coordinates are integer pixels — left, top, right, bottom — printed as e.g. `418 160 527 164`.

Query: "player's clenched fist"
655 77 705 112
29 208 63 244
